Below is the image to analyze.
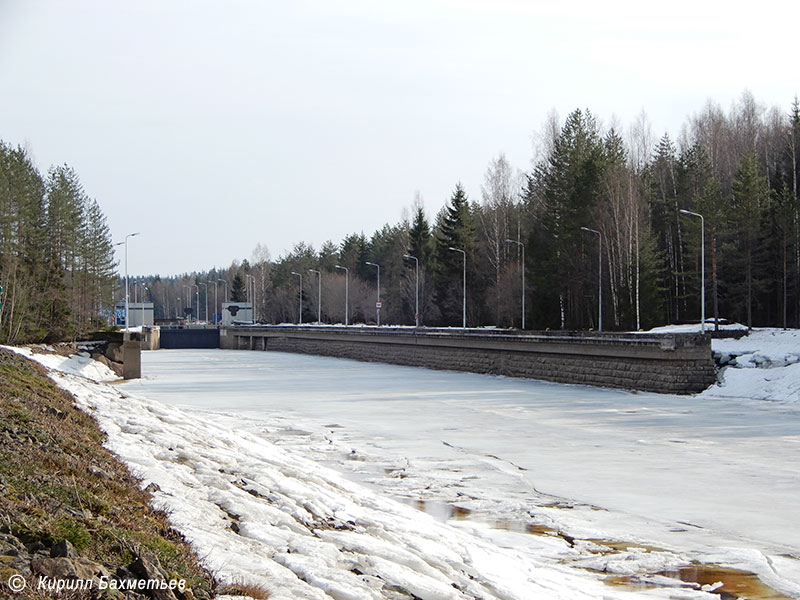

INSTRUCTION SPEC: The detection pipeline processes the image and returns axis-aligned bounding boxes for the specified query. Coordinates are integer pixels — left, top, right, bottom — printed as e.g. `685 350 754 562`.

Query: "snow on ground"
645 322 748 334
11 327 800 599
640 324 800 402
646 325 800 403
3 345 118 382
124 346 800 599
29 363 674 600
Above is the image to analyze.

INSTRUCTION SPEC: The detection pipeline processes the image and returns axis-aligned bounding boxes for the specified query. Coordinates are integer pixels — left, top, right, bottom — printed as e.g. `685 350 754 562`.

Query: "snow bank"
645 322 748 334
704 329 800 402
639 326 800 403
9 349 677 600
45 372 648 600
3 345 118 382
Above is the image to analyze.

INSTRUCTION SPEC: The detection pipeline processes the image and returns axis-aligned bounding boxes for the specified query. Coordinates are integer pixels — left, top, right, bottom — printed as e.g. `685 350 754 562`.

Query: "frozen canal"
128 348 800 597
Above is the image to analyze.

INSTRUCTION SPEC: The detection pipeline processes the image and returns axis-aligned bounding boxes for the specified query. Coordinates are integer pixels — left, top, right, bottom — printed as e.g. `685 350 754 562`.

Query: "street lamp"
448 247 466 328
680 209 705 334
581 227 602 331
122 232 139 337
308 269 321 324
365 262 381 326
191 284 199 324
245 274 256 323
505 239 525 330
218 278 228 302
217 278 227 324
182 285 191 320
290 272 302 324
210 280 218 324
199 282 208 323
334 265 349 326
141 285 149 327
403 255 419 327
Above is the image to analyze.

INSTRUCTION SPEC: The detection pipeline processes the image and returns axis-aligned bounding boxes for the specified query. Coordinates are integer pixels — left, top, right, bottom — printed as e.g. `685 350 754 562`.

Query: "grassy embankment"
0 348 214 599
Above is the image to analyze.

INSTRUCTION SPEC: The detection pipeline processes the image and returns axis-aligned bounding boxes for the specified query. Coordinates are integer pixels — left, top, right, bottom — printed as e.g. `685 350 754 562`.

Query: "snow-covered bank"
126 347 800 599
3 345 119 382
33 364 664 600
12 327 800 599
646 326 800 403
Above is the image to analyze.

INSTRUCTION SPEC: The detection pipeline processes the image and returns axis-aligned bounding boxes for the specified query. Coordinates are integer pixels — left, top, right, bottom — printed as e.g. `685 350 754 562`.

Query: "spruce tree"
434 183 475 326
231 272 247 302
729 153 771 328
406 206 436 324
533 109 604 329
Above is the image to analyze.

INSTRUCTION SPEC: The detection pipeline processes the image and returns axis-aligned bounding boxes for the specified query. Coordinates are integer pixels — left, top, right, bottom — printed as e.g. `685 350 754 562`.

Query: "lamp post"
191 284 199 324
245 274 255 323
122 232 139 337
505 239 525 330
447 247 466 328
365 262 381 326
291 272 302 324
308 269 321 324
680 209 705 334
218 278 228 302
199 282 208 323
182 285 191 321
334 265 349 326
141 285 149 327
211 280 218 324
217 278 227 324
581 227 602 331
113 242 123 324
403 254 419 327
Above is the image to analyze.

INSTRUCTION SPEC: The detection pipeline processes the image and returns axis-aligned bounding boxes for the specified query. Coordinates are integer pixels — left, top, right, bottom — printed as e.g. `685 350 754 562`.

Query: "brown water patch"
527 523 557 535
607 565 793 600
452 505 473 519
404 499 793 600
408 500 560 536
584 539 666 554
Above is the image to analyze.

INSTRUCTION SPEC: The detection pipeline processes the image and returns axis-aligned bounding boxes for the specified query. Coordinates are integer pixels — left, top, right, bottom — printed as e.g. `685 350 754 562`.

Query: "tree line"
0 141 117 343
140 92 799 332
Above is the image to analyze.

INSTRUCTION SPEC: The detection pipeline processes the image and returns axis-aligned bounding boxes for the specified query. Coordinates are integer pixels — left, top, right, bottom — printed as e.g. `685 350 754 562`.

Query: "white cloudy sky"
0 0 796 276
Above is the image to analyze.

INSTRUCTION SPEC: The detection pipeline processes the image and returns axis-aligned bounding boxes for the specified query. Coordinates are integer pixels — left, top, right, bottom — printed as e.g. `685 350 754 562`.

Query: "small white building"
221 302 253 325
116 302 154 327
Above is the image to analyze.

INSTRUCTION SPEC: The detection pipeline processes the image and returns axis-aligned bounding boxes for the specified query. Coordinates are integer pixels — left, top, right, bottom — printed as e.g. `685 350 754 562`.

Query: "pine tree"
678 145 723 330
434 183 476 325
408 206 433 265
533 109 605 329
729 153 771 328
231 272 246 302
82 199 117 329
0 143 47 342
646 133 681 323
406 206 438 324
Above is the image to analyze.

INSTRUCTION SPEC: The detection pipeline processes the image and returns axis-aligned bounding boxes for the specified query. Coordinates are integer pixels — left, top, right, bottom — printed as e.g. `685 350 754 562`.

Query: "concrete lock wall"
122 340 141 379
220 326 717 394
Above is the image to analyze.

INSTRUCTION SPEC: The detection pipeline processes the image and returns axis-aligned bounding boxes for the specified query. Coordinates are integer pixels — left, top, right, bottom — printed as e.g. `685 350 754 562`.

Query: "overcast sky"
1 1 797 276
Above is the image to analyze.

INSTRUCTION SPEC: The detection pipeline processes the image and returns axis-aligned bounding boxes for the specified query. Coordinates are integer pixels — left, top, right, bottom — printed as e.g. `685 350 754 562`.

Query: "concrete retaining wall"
220 326 716 394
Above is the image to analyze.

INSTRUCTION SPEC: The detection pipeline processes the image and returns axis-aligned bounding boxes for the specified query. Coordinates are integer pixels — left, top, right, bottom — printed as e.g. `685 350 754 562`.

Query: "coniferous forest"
0 141 117 343
4 92 800 341
145 93 800 332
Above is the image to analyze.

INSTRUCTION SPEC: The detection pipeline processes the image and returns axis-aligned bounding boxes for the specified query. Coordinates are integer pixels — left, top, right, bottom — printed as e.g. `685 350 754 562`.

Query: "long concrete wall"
220 326 717 394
